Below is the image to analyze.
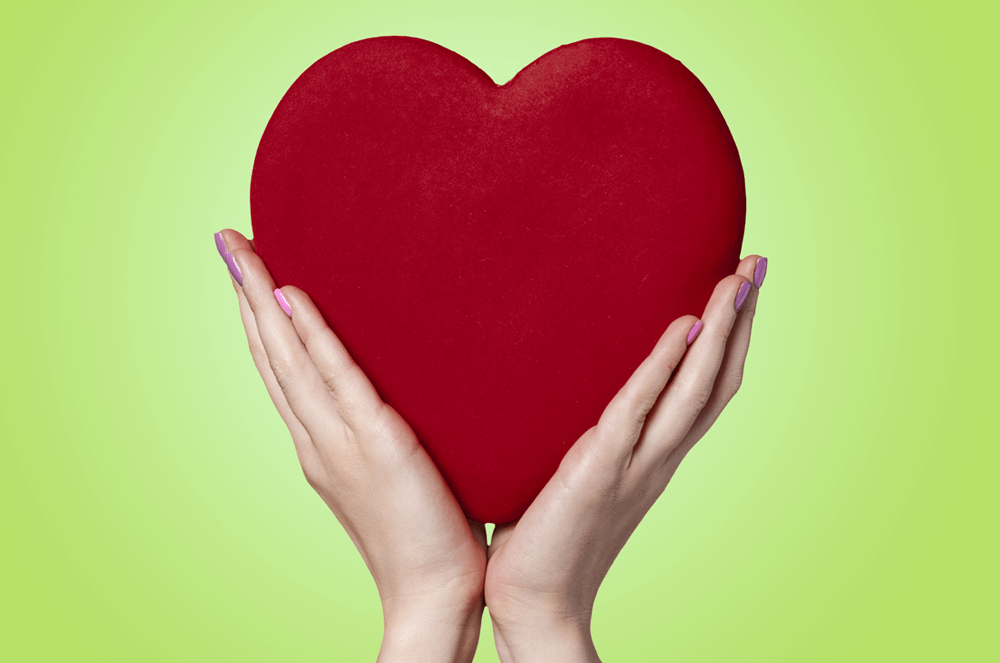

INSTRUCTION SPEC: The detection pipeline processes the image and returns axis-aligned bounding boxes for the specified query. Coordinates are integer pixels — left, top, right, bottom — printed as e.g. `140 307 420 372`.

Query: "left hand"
216 229 488 663
483 254 766 662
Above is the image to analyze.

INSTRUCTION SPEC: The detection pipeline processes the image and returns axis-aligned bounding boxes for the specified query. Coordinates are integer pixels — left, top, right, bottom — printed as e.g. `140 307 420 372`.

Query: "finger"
218 230 301 428
216 229 253 290
237 284 326 477
468 519 488 552
680 254 766 446
216 230 319 464
235 284 313 445
487 520 518 560
277 286 384 428
715 255 761 405
632 273 751 463
228 247 344 437
217 228 253 253
590 315 701 465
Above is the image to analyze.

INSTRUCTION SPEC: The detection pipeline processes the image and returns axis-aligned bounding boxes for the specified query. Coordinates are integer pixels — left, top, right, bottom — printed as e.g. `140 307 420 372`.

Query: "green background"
2 0 996 660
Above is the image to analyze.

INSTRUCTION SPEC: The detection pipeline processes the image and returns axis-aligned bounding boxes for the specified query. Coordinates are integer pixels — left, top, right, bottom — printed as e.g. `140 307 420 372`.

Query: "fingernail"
224 252 242 285
686 320 703 345
274 288 291 316
734 282 751 311
214 231 227 258
754 257 768 289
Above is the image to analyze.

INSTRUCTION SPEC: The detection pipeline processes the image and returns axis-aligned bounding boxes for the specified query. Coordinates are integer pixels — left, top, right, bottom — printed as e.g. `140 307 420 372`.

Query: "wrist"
378 596 485 663
491 613 600 663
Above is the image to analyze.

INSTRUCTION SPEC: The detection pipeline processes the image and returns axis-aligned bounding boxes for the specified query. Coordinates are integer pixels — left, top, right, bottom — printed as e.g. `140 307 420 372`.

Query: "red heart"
251 37 745 523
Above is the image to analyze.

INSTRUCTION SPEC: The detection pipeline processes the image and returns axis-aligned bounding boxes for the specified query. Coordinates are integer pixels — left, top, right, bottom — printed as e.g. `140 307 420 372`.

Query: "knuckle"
662 352 682 379
300 321 331 352
631 389 659 423
323 358 362 393
381 430 421 466
270 363 293 391
581 426 635 478
604 393 648 445
301 464 319 488
729 369 744 395
269 351 309 393
247 341 267 367
718 320 736 343
301 462 327 492
689 383 713 413
592 424 625 457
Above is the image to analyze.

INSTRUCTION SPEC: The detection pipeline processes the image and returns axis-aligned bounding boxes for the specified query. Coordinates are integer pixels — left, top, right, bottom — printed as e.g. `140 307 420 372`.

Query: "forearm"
491 615 600 663
378 598 485 663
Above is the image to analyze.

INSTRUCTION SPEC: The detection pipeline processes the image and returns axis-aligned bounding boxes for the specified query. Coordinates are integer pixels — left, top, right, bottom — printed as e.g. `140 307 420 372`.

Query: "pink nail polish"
754 257 768 289
734 282 751 311
214 232 226 258
274 288 291 316
686 320 703 345
224 252 242 285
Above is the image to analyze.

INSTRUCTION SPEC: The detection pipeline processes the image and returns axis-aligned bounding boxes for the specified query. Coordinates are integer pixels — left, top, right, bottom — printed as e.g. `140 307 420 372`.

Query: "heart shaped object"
251 37 745 523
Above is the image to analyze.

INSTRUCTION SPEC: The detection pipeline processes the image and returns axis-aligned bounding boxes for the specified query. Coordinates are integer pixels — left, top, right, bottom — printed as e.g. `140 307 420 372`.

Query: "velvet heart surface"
250 36 745 523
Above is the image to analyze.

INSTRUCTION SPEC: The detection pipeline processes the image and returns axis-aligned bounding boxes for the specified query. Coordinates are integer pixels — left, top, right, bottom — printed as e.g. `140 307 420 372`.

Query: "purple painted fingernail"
754 257 768 289
274 288 291 316
686 320 703 345
214 232 227 258
224 252 242 285
735 282 751 311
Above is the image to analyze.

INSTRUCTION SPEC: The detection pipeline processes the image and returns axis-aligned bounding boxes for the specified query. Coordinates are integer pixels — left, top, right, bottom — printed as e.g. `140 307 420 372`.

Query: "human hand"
483 255 767 663
215 229 488 663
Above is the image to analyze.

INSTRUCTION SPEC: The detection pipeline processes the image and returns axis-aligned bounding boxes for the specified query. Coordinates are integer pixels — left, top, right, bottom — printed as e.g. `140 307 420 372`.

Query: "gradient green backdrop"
2 1 996 660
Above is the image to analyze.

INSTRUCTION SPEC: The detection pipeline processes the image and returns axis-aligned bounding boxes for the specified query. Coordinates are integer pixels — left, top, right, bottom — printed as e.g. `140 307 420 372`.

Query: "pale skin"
217 228 763 662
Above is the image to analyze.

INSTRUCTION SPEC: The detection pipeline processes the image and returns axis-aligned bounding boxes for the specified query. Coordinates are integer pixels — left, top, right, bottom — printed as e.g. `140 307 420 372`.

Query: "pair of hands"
216 228 764 662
